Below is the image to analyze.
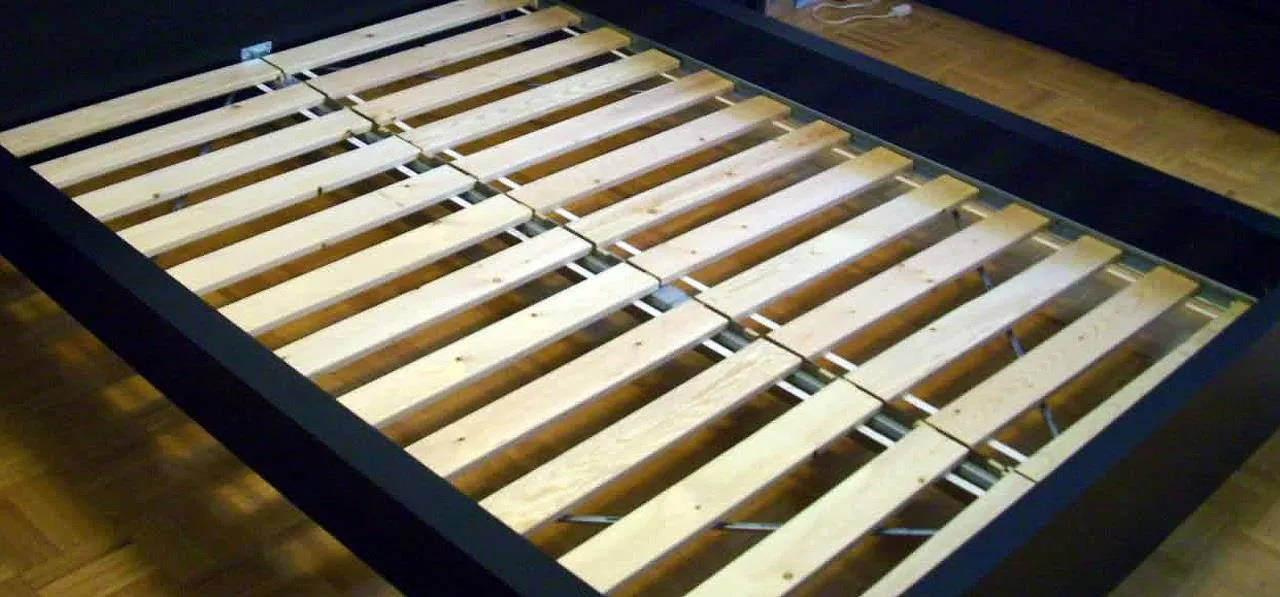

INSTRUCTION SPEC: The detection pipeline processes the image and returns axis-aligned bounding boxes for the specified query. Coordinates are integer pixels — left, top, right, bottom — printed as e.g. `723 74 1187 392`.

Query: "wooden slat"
860 473 1035 597
560 380 882 593
220 195 531 335
407 300 729 477
263 0 530 74
480 340 801 534
32 85 324 188
698 175 977 320
73 110 371 221
930 267 1198 446
769 203 1049 358
0 60 280 157
1017 300 1248 481
848 236 1122 400
167 165 474 294
630 147 911 283
277 228 591 377
568 121 849 246
452 71 733 182
120 137 421 256
687 426 967 597
310 8 580 99
338 264 658 427
356 28 630 126
508 96 788 214
402 50 680 155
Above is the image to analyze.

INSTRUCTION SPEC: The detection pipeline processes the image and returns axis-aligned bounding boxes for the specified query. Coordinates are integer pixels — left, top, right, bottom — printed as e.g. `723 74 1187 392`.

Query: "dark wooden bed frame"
2 1 1278 595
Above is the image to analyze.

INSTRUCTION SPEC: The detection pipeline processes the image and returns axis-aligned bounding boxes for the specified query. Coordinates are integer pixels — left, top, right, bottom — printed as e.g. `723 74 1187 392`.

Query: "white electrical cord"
812 1 913 24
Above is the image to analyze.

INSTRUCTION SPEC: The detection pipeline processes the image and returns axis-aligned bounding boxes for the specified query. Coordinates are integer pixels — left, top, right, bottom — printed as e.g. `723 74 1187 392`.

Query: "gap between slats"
337 263 658 427
219 194 533 335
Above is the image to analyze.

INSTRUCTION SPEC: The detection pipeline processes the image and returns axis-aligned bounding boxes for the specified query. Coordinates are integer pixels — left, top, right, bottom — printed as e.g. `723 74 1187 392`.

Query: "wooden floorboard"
771 1 1280 218
0 258 403 596
1 1 1276 595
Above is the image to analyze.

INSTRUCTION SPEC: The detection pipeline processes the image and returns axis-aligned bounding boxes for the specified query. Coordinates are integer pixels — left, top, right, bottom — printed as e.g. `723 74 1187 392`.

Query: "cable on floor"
812 1 913 25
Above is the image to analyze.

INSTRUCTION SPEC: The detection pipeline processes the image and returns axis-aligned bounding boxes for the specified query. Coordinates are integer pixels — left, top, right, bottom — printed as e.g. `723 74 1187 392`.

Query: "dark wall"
926 0 1280 131
0 0 448 130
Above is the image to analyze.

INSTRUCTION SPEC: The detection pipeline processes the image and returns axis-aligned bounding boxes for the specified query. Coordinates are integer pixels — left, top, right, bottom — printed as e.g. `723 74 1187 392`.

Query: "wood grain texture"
480 340 801 534
688 426 967 597
336 264 656 427
120 137 421 256
0 3 1270 594
220 195 531 335
763 11 1277 591
407 300 728 478
403 50 680 155
560 380 882 592
930 267 1198 447
0 260 401 596
73 110 371 221
697 175 977 320
167 165 474 294
309 8 579 99
356 28 630 126
1018 299 1249 482
848 236 1121 400
861 473 1035 597
769 202 1048 358
31 85 324 189
0 60 280 157
277 228 591 377
568 121 849 246
508 96 789 214
772 2 1280 218
263 0 530 74
452 70 734 182
630 146 912 283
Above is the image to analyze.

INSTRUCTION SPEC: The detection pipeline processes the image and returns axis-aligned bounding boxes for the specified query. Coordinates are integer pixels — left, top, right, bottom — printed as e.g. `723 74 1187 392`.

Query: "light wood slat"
310 8 580 99
357 28 630 126
930 267 1198 446
338 264 658 427
0 60 280 157
698 175 977 320
769 203 1048 359
507 96 788 214
277 228 591 377
480 340 801 534
687 426 968 597
451 71 733 182
560 380 882 592
73 110 371 221
403 50 680 155
32 85 324 188
121 138 421 256
220 195 531 335
568 121 849 246
407 301 728 477
848 236 1122 400
860 473 1035 597
1018 300 1248 481
168 166 475 294
630 147 911 283
263 0 530 74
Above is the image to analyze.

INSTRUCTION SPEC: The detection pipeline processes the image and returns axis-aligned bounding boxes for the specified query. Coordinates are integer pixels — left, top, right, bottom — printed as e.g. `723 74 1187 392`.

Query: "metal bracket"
240 41 273 62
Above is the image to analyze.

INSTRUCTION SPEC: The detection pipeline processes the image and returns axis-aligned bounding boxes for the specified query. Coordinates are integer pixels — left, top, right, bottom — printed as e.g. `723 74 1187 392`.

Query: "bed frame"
2 1 1279 595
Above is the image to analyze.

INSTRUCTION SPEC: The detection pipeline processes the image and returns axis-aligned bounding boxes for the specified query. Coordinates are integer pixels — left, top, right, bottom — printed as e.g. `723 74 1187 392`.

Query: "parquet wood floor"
771 1 1280 217
0 3 1276 596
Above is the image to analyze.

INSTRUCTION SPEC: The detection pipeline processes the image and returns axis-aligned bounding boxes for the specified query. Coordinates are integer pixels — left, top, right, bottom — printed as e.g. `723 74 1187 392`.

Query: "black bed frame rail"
2 1 1279 595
